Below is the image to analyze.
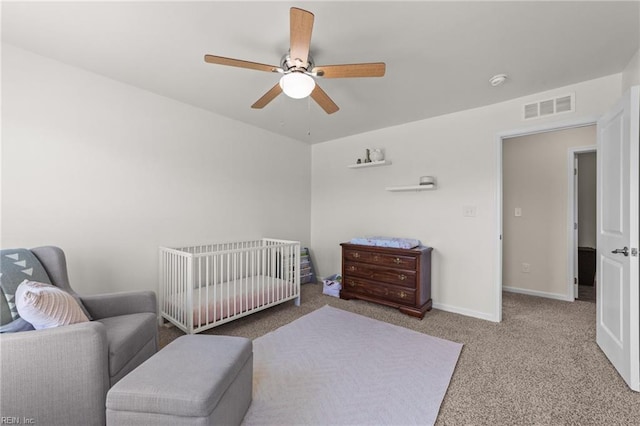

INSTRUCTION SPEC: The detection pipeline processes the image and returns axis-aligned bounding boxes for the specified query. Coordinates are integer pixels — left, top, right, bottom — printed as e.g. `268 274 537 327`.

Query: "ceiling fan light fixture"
279 72 315 99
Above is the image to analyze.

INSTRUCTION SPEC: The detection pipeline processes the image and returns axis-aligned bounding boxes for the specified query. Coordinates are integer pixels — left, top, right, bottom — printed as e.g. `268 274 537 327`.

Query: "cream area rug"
242 305 463 425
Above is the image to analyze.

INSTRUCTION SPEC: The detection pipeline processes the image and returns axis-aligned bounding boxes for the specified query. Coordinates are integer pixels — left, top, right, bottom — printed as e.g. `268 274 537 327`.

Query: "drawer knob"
348 266 356 272
352 252 360 259
399 291 407 299
394 257 402 264
348 280 355 287
399 274 407 281
373 255 380 261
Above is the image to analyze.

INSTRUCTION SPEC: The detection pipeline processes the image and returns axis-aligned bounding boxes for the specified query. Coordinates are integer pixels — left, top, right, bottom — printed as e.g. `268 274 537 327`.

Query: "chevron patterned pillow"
0 249 52 325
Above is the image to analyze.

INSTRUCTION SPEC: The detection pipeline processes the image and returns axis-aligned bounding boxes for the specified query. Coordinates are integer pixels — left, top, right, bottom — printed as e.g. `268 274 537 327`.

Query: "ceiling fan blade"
310 84 339 114
204 55 279 73
290 7 314 67
312 63 386 78
251 83 283 109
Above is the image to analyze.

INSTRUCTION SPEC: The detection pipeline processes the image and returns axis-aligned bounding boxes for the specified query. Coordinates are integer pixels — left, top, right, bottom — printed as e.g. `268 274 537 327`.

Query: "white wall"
502 126 596 299
621 48 640 93
2 42 628 321
311 74 622 321
1 44 311 295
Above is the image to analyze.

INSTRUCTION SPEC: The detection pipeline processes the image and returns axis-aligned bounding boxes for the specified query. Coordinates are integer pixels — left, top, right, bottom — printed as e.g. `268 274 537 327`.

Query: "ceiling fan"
204 7 386 114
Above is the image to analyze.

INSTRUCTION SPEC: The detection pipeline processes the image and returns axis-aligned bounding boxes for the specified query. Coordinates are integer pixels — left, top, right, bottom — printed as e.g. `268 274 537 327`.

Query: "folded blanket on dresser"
349 236 421 249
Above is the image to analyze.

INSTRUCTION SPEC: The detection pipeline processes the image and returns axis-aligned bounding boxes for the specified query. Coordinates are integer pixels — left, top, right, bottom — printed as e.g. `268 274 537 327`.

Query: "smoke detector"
489 74 508 87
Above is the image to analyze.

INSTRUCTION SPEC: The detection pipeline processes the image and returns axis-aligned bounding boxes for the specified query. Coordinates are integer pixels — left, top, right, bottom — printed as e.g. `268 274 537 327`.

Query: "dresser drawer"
343 276 416 305
344 261 416 288
343 249 416 270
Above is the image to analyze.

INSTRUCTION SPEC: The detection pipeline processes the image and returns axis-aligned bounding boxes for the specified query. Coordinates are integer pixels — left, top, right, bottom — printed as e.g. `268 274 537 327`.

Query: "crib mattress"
165 275 295 327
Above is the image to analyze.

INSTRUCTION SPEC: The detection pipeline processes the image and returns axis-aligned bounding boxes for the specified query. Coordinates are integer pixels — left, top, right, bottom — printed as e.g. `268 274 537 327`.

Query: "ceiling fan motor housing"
281 53 314 73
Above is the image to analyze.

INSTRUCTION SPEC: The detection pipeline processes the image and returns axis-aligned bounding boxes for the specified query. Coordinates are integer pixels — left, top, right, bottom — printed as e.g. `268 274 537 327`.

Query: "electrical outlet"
463 206 477 217
522 263 531 273
515 207 522 217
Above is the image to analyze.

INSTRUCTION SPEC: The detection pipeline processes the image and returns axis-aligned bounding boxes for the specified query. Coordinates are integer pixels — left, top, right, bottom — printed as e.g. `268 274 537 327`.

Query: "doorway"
573 150 597 302
495 87 639 390
500 124 596 303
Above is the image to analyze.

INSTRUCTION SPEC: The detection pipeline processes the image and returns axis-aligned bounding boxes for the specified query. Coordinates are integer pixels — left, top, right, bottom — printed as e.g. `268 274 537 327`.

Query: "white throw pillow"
15 280 89 330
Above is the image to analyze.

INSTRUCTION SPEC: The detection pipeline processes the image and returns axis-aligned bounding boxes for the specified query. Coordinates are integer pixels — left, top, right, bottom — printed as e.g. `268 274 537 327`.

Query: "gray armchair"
0 246 158 426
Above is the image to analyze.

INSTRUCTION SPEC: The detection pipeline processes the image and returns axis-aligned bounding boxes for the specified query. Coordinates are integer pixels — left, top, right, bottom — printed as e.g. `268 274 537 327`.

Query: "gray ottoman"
106 335 253 426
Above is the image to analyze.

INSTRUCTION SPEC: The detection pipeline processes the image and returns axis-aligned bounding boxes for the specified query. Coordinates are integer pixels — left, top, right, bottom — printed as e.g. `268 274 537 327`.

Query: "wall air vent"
523 93 575 120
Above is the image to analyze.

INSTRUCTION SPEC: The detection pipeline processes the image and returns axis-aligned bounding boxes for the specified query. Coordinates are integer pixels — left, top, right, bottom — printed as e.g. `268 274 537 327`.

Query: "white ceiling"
2 1 639 143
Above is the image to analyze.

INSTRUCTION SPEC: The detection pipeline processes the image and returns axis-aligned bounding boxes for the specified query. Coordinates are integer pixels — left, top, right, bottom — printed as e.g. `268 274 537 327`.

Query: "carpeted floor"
578 284 596 302
159 283 640 425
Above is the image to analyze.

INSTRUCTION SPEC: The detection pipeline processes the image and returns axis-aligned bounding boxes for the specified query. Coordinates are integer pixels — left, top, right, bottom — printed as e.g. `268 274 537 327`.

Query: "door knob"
611 247 629 256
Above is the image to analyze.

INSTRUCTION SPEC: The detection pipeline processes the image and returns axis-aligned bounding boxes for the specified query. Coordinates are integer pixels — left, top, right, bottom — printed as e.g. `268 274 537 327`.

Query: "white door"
596 86 639 391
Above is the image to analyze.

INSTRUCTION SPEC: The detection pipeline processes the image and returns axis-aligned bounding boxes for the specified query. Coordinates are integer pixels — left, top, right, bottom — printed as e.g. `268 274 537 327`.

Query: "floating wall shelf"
347 160 391 169
386 184 436 192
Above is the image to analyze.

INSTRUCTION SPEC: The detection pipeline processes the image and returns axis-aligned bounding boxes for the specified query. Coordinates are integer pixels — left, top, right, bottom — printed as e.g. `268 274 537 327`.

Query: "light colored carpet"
241 305 462 426
160 283 640 424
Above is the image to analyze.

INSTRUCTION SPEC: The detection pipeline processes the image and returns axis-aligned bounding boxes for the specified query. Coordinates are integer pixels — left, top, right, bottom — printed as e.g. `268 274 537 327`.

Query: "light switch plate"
463 206 477 217
515 207 522 217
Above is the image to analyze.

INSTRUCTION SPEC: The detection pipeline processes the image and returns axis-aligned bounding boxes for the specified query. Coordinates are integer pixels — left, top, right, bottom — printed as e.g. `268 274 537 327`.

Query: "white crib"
159 238 300 334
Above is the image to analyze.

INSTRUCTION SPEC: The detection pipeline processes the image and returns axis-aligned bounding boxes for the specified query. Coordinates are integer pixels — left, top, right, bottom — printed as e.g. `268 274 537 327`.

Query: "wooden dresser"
340 243 432 319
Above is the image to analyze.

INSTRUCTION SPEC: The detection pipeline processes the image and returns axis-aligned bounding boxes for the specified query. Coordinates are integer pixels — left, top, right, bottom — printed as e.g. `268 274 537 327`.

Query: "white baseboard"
502 286 574 302
317 276 499 322
432 302 498 323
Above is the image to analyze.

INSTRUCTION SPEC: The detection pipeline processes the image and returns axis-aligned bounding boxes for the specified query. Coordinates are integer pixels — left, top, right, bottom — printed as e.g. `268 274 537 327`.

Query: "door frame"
495 115 599 321
568 146 597 300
